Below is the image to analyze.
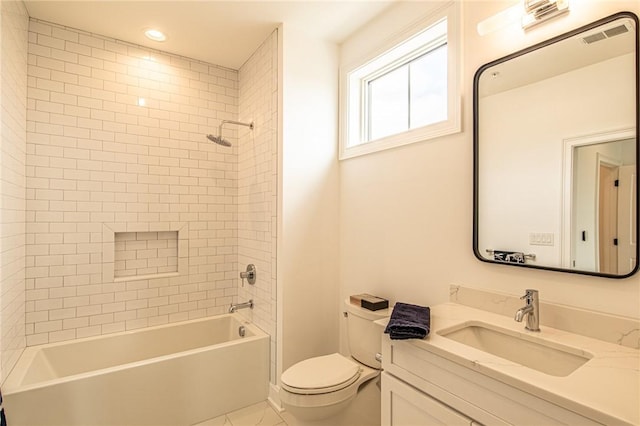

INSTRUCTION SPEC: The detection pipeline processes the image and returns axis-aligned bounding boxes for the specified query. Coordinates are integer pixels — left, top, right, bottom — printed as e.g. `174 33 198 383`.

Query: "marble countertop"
390 303 640 425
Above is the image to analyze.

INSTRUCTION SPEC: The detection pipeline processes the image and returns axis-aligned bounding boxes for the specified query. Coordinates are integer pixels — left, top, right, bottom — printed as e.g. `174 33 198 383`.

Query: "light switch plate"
529 232 554 246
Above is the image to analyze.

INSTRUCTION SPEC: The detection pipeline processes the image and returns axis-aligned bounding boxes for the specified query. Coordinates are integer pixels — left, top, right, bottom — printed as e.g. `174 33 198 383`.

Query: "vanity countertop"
392 303 640 425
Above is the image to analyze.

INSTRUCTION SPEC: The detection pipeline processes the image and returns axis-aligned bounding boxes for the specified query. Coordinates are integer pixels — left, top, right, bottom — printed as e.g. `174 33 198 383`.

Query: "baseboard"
267 382 283 412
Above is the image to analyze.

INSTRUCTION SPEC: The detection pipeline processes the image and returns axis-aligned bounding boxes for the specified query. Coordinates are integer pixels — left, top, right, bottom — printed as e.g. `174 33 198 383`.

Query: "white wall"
339 0 640 324
0 0 28 382
278 23 340 379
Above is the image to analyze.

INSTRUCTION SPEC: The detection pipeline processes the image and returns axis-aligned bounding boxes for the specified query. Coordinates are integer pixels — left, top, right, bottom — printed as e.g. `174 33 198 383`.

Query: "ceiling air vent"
581 24 630 45
604 24 629 38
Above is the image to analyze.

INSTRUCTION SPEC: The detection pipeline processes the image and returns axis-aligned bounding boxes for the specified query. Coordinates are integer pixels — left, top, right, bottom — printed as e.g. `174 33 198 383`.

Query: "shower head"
206 120 254 147
206 134 232 147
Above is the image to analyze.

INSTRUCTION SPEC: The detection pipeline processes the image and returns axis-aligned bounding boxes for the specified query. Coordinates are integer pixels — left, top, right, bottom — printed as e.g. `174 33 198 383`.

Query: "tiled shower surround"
23 17 278 364
1 0 29 381
237 31 278 383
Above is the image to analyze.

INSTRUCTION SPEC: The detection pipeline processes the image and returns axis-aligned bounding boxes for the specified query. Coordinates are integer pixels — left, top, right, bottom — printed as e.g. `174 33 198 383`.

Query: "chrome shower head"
206 134 232 147
206 120 254 147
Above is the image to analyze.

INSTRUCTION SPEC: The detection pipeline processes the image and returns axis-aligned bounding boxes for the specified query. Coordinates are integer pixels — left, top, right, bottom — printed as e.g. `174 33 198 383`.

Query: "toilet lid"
281 353 361 395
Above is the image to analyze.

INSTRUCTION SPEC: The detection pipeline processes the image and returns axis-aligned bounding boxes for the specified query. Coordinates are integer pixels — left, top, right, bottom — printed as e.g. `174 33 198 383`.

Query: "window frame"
339 2 462 160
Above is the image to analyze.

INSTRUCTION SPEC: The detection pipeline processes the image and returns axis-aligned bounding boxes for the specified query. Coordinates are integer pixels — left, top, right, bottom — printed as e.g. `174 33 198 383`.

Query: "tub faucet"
515 289 540 331
229 299 254 313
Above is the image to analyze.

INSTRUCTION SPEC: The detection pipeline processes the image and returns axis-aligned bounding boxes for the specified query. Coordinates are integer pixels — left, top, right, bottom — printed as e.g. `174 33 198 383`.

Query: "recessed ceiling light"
144 29 166 42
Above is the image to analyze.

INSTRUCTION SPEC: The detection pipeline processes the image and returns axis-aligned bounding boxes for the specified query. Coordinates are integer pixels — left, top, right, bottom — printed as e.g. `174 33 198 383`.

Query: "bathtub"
2 314 269 425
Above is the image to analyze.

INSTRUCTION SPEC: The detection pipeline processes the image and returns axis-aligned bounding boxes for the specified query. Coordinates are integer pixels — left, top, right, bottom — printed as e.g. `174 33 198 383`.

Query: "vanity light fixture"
522 0 570 30
477 0 569 36
144 28 166 42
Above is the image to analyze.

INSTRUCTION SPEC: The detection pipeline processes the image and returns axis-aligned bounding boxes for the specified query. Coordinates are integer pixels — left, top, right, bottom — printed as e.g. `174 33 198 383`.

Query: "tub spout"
229 299 254 313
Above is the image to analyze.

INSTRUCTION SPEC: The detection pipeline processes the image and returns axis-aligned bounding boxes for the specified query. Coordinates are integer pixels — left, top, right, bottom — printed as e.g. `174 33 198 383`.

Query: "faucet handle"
239 264 257 286
520 289 538 301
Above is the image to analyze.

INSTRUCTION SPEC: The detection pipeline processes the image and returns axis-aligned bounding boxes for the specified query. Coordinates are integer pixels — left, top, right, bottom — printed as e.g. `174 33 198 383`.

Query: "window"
339 3 461 159
368 38 447 141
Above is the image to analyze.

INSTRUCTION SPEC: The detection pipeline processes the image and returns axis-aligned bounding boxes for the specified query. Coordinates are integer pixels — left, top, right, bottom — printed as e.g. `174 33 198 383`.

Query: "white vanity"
380 302 639 425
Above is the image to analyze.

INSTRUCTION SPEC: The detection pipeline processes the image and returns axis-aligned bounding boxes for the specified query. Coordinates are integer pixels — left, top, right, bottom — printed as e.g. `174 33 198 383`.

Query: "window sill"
339 100 461 160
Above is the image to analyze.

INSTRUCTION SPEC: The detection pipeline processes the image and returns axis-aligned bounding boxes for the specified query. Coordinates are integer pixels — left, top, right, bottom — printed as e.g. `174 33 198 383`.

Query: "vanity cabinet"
382 372 474 426
381 337 602 426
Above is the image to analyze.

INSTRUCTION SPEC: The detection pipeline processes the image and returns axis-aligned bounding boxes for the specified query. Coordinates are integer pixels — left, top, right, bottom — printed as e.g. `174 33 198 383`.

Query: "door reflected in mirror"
569 138 636 274
474 12 638 278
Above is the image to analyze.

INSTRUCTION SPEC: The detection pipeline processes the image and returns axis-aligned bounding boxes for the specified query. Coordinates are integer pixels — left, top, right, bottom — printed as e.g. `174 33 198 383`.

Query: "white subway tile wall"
25 19 242 345
1 0 29 382
237 30 278 383
114 231 178 278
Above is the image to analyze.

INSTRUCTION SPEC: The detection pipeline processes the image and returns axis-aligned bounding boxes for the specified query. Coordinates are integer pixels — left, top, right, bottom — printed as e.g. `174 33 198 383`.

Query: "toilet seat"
281 353 361 395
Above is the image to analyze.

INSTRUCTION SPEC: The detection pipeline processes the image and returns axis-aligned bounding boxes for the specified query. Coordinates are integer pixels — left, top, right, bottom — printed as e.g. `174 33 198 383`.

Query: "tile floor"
193 401 289 426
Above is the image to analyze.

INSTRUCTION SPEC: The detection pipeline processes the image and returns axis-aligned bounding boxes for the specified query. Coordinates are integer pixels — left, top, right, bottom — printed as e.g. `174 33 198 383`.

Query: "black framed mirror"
473 12 639 278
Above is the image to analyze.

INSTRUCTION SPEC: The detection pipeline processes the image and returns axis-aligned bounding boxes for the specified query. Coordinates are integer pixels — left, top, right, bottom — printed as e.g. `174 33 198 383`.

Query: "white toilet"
279 299 391 425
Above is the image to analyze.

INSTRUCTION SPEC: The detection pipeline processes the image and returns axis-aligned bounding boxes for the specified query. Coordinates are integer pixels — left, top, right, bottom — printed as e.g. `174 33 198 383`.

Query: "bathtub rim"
3 313 267 394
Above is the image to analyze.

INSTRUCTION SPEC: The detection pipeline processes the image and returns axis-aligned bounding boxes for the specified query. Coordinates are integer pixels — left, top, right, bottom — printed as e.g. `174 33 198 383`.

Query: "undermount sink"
437 321 592 377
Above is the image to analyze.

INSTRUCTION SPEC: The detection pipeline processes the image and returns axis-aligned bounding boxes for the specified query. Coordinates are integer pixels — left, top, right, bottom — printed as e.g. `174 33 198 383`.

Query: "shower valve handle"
240 264 256 285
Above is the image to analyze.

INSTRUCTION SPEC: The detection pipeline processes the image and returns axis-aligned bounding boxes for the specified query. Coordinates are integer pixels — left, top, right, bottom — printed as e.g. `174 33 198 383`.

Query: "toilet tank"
344 298 391 369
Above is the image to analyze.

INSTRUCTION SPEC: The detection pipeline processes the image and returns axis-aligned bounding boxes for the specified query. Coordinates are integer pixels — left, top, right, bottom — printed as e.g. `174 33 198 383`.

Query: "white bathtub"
2 314 269 425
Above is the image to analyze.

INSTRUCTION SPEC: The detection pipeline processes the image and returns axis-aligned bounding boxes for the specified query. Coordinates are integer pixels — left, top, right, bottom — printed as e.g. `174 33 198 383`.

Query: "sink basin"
437 321 592 377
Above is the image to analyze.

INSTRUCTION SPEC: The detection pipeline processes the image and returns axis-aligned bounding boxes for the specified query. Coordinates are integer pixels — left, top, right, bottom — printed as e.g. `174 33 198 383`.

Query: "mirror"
474 12 639 278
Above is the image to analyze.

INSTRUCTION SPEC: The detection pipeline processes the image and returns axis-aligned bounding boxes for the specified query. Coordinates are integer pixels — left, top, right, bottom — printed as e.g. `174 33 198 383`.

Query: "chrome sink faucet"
514 289 540 331
229 299 254 313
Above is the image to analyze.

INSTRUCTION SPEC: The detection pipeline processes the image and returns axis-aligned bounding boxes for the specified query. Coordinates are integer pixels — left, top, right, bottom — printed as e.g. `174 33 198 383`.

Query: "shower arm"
218 120 254 136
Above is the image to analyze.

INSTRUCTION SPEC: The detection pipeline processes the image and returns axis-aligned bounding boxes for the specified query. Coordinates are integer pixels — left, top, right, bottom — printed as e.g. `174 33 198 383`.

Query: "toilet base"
283 394 356 423
283 376 381 426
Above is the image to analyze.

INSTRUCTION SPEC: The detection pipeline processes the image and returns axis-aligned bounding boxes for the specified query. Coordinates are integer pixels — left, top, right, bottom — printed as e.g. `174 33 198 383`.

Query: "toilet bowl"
279 300 391 425
280 353 378 421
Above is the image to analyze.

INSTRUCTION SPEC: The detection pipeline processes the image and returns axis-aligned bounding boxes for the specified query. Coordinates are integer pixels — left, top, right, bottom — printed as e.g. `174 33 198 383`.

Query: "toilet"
279 299 391 425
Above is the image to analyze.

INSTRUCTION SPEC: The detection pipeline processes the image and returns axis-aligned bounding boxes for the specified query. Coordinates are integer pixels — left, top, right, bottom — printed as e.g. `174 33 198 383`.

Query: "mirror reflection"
570 138 636 274
474 12 638 277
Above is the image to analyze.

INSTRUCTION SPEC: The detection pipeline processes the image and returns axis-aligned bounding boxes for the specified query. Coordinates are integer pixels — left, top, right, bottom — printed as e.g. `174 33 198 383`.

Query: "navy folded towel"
493 250 525 264
384 302 430 340
1 387 6 426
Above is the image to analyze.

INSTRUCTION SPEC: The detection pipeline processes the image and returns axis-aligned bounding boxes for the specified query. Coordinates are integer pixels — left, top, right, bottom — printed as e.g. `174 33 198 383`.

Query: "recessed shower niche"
114 231 178 278
103 223 189 282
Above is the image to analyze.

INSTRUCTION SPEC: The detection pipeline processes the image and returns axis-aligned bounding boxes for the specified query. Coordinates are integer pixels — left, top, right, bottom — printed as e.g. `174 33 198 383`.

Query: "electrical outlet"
529 232 554 246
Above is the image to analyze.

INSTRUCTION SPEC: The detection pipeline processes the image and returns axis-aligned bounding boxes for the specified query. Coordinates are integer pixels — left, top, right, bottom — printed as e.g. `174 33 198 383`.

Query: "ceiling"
479 15 637 97
24 0 397 70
